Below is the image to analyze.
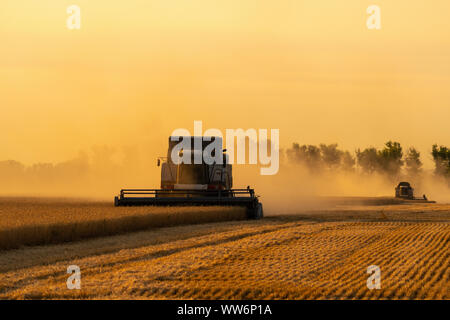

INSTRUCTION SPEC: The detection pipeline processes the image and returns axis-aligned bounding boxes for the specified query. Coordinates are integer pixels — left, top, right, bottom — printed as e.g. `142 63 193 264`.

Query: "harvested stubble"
0 197 247 250
1 212 448 300
0 200 448 299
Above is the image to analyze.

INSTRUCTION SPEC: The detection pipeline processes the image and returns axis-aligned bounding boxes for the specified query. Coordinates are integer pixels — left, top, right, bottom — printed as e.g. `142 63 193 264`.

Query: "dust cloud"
1 143 449 212
234 162 450 215
0 145 161 199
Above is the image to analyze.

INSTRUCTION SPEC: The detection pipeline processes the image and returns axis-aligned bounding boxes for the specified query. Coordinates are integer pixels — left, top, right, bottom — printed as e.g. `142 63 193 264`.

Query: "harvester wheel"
256 202 263 219
250 202 263 220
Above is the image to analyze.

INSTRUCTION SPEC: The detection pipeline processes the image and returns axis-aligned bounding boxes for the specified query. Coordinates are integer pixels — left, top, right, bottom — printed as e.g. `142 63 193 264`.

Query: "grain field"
0 199 448 299
0 197 246 250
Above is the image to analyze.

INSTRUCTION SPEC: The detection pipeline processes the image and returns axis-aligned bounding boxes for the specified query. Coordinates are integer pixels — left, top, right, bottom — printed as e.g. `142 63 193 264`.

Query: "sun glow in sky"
1 0 450 166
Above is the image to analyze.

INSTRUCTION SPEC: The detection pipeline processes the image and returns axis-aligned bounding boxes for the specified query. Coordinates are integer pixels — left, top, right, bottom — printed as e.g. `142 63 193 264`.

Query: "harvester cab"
395 182 414 199
114 136 263 219
159 136 232 191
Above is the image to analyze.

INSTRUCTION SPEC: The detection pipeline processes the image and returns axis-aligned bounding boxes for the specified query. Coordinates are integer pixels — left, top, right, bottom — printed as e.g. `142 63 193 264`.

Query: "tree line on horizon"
0 146 153 195
284 141 450 182
0 141 449 188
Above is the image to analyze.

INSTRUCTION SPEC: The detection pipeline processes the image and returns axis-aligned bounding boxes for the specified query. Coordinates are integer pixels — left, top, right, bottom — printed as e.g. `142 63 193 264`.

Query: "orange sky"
1 0 449 167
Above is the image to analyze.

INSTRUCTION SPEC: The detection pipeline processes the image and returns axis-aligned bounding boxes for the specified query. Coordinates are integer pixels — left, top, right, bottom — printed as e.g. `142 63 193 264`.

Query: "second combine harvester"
114 136 263 219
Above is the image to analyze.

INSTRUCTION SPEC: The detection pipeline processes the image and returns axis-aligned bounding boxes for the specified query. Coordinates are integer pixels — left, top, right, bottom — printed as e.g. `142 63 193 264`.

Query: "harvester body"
114 136 263 219
160 136 232 191
395 182 414 199
394 181 436 203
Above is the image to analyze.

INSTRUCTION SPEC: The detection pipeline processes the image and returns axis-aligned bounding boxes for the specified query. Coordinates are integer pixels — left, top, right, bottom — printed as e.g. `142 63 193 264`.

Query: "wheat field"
0 197 247 250
0 198 448 299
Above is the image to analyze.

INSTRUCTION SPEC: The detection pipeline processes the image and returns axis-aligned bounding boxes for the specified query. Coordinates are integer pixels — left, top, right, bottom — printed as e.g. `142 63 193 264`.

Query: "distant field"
0 198 448 300
0 197 246 250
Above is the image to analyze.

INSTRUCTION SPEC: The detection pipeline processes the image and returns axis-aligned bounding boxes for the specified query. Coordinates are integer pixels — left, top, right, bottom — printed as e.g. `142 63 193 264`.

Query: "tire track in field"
360 224 447 299
321 223 441 299
166 222 449 300
2 221 346 298
384 225 448 299
0 221 316 297
315 223 449 299
1 220 448 299
346 223 437 299
82 222 449 299
128 222 395 299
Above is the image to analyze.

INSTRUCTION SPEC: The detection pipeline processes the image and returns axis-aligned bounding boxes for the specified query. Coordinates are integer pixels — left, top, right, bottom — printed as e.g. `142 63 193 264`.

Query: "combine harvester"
395 182 436 203
114 136 263 219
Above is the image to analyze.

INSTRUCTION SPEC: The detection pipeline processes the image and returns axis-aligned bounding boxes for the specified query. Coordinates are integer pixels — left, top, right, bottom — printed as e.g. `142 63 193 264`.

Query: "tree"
0 160 25 181
287 143 356 172
356 141 403 177
377 141 403 176
286 143 322 171
320 144 342 169
341 151 356 171
404 147 422 177
431 144 450 178
356 147 379 173
319 144 355 171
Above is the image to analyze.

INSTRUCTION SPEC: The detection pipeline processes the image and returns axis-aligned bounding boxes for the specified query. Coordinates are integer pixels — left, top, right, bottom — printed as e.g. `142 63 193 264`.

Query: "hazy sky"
1 0 449 167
